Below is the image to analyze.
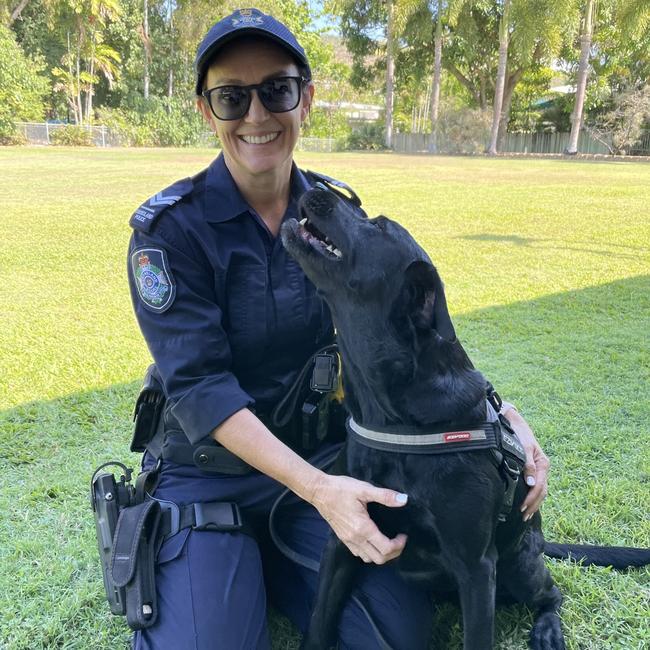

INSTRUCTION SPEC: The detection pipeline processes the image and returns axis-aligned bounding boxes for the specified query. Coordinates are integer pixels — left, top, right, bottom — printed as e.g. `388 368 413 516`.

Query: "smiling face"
198 36 313 181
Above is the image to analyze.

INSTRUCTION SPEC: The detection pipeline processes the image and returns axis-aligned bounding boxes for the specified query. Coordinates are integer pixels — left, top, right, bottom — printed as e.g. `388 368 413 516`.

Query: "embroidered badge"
232 8 264 26
131 248 176 313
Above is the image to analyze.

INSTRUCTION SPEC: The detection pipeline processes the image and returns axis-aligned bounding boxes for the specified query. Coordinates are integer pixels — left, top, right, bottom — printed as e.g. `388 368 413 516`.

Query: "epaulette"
304 170 362 208
129 177 194 233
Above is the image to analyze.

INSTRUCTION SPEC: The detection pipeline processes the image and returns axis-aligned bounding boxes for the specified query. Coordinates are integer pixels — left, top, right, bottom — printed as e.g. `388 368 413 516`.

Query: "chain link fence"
14 122 650 156
15 122 121 147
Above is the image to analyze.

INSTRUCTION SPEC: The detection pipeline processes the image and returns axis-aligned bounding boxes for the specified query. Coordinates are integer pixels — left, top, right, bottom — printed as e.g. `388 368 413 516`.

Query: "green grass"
1 147 648 649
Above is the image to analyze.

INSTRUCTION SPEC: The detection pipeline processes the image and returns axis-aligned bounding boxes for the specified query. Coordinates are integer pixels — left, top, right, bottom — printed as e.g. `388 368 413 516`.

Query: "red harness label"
443 432 472 443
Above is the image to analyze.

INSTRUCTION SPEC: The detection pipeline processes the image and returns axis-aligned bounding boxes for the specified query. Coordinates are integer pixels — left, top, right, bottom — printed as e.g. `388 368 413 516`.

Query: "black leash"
268 450 395 650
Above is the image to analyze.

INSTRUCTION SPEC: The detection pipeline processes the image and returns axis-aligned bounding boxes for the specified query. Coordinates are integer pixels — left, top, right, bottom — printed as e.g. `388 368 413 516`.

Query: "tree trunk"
429 0 443 152
385 0 395 149
85 36 96 124
487 0 511 155
566 0 595 154
167 2 174 100
143 0 150 99
9 0 30 24
75 35 83 125
445 62 481 107
498 68 523 142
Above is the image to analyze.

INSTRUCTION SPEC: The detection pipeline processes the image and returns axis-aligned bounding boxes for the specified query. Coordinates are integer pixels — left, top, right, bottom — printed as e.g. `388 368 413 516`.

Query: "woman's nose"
244 90 271 123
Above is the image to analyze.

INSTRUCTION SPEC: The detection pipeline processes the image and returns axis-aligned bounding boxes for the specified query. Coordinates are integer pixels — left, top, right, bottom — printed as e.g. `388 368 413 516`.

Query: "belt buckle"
193 502 242 532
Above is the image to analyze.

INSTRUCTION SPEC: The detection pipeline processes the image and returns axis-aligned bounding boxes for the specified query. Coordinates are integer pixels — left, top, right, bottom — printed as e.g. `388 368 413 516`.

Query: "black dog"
281 187 649 650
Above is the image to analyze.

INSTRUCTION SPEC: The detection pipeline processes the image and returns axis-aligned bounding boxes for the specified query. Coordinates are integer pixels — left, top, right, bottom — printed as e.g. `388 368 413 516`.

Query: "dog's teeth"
326 244 334 252
299 218 308 226
333 248 342 258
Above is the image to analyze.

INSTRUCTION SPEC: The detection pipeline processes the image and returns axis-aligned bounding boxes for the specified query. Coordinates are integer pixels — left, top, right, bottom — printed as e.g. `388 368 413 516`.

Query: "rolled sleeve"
128 217 254 444
170 374 253 445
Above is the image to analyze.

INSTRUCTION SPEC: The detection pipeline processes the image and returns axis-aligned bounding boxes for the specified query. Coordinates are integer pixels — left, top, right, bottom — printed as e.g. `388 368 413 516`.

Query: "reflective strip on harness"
347 417 499 455
349 418 487 446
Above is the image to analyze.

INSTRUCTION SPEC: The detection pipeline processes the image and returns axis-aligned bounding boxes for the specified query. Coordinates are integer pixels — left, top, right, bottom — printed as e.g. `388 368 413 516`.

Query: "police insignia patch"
131 247 176 313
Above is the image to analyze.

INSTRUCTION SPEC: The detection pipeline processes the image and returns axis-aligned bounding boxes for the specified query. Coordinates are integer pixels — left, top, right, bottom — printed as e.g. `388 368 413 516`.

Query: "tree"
586 84 650 154
487 0 511 154
0 23 48 139
617 0 650 39
566 0 595 154
50 0 122 123
328 0 423 148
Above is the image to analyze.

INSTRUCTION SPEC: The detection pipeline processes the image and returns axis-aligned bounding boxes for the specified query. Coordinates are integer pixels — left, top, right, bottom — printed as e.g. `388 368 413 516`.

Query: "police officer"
127 8 550 649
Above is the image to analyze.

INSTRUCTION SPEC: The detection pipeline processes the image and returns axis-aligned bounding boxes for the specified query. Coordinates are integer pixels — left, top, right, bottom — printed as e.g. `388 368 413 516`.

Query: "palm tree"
487 0 511 155
566 0 595 154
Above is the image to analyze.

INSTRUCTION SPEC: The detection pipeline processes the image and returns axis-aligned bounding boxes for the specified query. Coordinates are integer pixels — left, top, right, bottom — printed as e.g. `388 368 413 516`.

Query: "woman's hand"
308 473 408 564
502 407 550 520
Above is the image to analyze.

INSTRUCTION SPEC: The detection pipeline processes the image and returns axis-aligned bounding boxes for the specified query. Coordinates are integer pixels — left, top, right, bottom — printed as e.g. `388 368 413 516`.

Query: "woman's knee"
136 528 270 650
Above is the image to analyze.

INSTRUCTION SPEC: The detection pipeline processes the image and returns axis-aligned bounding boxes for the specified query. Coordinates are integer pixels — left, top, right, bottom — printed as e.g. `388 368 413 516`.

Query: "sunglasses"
202 75 308 121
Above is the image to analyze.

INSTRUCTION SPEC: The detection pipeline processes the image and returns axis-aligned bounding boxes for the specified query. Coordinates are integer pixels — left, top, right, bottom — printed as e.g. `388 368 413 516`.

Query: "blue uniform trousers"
134 444 433 650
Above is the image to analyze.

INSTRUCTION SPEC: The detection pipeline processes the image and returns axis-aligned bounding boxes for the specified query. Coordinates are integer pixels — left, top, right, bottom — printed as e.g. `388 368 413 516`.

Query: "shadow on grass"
458 232 649 259
1 275 648 650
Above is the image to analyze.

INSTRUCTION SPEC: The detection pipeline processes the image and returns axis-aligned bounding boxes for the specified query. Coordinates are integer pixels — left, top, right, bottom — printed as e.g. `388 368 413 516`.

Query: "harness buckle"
193 502 243 532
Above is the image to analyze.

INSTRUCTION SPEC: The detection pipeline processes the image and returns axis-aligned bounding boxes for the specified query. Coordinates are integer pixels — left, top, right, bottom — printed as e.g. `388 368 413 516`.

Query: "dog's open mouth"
297 217 343 259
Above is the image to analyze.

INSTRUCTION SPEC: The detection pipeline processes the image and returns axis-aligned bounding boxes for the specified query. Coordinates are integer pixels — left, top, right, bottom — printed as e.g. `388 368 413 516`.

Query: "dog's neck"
336 322 487 430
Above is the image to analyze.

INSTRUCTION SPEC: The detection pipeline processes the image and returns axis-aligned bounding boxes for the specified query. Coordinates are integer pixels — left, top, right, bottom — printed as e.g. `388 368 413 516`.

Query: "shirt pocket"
226 262 268 358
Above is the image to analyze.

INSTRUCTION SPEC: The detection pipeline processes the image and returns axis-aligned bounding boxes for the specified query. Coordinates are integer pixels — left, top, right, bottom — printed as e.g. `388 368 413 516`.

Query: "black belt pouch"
110 500 161 630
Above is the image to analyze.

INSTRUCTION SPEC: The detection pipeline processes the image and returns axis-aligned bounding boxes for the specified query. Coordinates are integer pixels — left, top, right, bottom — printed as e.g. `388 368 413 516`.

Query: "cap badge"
232 8 264 27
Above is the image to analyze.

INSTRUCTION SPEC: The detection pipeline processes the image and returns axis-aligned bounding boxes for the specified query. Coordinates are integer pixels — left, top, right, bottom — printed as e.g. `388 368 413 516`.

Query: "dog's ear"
402 261 456 341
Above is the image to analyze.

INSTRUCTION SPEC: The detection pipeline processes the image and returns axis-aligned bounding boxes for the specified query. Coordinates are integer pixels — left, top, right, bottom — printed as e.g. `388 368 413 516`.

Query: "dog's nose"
304 186 337 217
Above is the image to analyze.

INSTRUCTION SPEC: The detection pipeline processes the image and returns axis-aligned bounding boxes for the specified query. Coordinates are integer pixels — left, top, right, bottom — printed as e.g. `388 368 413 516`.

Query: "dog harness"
346 401 527 522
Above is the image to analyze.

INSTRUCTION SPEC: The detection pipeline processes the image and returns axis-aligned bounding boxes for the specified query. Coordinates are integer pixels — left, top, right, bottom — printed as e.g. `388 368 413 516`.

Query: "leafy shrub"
50 126 94 146
98 97 206 147
0 25 48 141
345 123 385 150
437 106 492 154
0 129 27 146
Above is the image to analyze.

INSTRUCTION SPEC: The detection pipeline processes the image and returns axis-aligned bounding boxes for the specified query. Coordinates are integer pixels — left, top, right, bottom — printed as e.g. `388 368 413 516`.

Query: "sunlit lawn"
1 146 648 649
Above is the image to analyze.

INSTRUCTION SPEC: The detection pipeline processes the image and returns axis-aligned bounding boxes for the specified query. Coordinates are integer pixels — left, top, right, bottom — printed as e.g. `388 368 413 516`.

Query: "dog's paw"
529 611 566 650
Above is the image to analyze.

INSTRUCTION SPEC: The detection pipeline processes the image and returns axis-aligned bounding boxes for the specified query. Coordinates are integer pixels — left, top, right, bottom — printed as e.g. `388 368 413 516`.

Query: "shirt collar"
204 153 312 223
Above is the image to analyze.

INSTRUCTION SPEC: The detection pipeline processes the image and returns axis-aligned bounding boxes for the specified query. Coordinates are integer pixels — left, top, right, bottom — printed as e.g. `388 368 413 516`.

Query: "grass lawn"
0 146 648 649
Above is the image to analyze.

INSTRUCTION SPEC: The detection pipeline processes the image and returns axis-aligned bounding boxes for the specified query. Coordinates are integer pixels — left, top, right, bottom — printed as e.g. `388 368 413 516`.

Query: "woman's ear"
196 97 215 129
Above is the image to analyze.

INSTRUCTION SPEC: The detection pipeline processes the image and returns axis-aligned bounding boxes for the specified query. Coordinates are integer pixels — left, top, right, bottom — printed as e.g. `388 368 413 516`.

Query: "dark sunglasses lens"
211 86 251 120
259 78 300 113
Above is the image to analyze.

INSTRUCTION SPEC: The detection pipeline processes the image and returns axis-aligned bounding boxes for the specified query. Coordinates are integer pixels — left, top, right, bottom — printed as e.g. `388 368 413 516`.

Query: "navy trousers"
134 444 433 650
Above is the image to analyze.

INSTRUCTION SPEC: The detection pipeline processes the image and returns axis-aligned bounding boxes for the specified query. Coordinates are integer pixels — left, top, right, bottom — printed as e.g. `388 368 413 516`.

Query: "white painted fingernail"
526 476 536 487
395 493 408 504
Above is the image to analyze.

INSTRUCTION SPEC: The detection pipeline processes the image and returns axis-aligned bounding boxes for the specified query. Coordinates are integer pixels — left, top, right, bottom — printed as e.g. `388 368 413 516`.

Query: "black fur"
281 188 648 650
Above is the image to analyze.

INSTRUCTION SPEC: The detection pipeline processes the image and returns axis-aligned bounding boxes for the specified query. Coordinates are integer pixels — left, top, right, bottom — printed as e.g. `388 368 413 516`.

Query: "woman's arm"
501 405 550 520
212 408 409 564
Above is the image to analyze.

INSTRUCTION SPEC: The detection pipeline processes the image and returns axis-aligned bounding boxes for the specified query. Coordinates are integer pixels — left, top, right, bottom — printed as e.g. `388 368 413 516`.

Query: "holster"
110 500 162 630
131 364 165 453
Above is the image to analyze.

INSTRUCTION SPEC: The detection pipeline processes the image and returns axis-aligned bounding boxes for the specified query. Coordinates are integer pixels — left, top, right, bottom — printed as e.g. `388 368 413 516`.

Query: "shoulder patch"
131 247 176 313
130 178 193 233
305 170 362 207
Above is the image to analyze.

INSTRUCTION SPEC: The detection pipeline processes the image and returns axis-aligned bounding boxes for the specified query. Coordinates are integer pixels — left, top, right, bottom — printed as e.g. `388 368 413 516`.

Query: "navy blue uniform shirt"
128 154 334 445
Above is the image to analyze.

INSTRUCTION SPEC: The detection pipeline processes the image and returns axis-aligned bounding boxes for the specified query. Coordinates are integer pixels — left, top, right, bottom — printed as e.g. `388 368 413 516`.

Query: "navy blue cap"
194 8 311 95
